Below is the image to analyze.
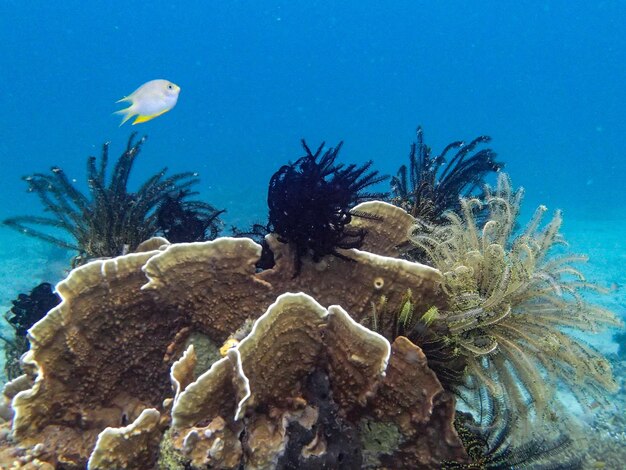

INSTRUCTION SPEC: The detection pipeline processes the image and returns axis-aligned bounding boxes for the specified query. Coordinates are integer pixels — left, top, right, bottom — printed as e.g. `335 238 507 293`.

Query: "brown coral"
168 292 467 469
12 249 173 467
0 200 453 468
87 408 163 470
348 200 417 257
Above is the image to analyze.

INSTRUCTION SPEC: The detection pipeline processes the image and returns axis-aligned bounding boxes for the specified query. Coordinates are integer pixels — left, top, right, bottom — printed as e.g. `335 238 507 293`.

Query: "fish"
114 79 180 125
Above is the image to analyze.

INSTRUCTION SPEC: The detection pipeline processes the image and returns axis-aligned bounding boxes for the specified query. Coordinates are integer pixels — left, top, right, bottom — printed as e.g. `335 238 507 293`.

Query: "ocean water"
0 0 624 467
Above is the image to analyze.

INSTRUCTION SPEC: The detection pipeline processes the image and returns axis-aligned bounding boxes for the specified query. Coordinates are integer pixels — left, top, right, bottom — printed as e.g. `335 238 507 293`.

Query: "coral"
234 199 413 272
267 140 387 274
0 374 32 423
3 133 222 266
87 408 163 470
0 113 621 470
168 293 467 469
359 418 403 468
156 428 188 470
361 289 466 392
2 163 613 468
180 332 222 379
10 248 175 467
368 336 466 467
278 368 366 469
8 237 281 467
258 232 445 324
1 222 448 468
390 126 502 224
347 200 416 257
412 173 623 423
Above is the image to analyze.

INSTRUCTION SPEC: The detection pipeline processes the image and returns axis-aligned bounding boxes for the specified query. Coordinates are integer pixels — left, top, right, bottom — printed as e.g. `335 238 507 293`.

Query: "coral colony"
0 128 621 469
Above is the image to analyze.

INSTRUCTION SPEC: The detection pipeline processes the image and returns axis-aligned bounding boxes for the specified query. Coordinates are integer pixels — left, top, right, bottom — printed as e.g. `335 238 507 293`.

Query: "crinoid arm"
3 133 223 265
411 172 623 435
390 126 503 223
155 190 225 243
446 391 583 469
267 140 388 274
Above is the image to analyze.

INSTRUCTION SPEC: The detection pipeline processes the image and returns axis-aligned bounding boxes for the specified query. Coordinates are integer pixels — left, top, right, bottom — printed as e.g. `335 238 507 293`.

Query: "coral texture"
11 249 172 467
0 201 457 468
87 408 163 470
347 200 416 257
169 293 466 469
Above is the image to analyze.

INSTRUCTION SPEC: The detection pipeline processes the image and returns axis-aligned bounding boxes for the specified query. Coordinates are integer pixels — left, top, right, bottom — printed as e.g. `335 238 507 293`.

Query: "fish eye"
168 85 173 89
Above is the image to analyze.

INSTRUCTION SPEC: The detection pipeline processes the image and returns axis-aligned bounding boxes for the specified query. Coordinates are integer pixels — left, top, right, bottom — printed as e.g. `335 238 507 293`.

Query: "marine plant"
412 173 622 424
267 139 387 273
3 133 223 266
390 127 502 224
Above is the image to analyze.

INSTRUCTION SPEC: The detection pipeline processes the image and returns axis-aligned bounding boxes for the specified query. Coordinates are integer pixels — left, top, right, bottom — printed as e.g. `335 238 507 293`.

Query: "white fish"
114 79 180 125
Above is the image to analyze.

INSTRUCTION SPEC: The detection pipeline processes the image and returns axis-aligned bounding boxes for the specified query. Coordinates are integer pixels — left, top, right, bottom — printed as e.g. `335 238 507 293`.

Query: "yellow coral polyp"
219 338 240 356
373 276 385 289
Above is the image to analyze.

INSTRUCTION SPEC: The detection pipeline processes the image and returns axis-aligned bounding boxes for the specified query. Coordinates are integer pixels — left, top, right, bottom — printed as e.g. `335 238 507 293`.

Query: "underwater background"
0 0 625 467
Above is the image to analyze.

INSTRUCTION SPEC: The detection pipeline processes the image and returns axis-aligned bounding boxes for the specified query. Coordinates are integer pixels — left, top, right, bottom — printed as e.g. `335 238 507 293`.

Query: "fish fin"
131 109 169 125
113 107 135 126
116 96 132 103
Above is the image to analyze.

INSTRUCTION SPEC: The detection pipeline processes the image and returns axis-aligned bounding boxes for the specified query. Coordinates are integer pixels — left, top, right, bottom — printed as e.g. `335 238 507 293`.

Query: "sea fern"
443 392 583 469
3 134 222 266
412 173 622 424
390 126 502 223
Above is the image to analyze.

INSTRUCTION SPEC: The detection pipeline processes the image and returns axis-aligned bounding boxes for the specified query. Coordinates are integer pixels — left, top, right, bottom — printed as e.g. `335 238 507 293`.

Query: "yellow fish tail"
132 109 170 125
113 107 136 126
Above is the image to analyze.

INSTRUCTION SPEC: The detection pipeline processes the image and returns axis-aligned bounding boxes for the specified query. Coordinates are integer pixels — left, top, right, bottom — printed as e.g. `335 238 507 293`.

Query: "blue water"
1 0 625 227
0 2 625 465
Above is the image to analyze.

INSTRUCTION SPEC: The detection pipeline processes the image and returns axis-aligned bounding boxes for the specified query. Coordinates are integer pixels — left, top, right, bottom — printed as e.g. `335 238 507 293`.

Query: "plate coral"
0 132 621 469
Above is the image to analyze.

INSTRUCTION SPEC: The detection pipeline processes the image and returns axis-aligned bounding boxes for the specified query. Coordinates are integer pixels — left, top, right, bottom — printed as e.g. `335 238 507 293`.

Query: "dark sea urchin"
268 140 387 274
